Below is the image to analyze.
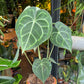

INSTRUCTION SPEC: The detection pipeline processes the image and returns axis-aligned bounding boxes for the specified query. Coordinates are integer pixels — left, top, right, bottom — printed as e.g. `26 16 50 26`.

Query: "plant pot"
26 74 57 84
64 82 69 84
72 36 84 50
58 77 64 84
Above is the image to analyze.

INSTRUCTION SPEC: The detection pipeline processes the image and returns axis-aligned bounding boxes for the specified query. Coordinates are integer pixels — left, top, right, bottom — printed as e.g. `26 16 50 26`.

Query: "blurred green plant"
67 0 84 30
36 0 51 11
76 52 84 84
62 66 71 82
72 30 84 37
0 0 8 16
0 76 15 84
13 74 22 84
0 0 16 15
0 44 13 60
58 67 63 78
0 16 10 38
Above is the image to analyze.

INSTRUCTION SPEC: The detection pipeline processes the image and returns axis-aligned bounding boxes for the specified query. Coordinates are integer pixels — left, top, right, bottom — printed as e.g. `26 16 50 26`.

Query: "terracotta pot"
58 78 64 84
72 36 84 50
26 74 57 84
64 82 69 84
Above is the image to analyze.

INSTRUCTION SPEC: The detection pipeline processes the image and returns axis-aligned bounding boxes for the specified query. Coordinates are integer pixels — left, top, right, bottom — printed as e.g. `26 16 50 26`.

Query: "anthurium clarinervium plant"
14 6 72 83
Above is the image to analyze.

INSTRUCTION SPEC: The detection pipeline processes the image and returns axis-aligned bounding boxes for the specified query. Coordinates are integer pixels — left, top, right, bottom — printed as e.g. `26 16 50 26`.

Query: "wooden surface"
59 57 74 61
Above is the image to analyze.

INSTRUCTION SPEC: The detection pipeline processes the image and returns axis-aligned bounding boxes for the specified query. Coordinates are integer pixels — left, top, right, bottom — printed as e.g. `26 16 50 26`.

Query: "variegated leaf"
15 6 52 53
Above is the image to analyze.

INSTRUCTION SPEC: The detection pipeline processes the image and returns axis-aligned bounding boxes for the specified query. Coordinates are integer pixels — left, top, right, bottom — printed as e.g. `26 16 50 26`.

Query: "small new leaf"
49 58 60 65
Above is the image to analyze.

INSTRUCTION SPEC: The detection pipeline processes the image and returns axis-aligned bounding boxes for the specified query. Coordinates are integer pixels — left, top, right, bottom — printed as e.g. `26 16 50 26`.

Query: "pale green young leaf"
49 58 60 65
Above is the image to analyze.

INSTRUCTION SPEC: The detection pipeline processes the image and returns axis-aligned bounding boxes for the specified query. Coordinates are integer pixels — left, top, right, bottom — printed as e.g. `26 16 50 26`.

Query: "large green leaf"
0 57 21 71
15 6 52 53
50 21 72 52
0 76 15 84
32 58 52 83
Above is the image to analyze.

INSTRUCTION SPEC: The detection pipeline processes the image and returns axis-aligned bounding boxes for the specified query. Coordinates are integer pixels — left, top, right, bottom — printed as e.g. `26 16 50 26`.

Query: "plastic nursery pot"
26 74 57 84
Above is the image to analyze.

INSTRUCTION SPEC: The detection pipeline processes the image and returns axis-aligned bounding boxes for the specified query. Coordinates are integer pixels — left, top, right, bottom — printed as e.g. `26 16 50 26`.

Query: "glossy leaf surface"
0 57 21 71
50 21 72 52
15 6 52 53
32 58 52 83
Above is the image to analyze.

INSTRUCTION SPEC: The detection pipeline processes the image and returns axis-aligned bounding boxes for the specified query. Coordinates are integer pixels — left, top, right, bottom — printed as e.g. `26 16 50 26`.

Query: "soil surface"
27 74 55 84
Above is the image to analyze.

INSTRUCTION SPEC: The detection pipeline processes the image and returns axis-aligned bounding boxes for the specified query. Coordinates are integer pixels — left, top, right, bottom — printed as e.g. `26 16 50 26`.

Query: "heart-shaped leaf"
32 58 52 83
0 57 21 71
50 21 72 52
15 6 52 53
0 76 15 84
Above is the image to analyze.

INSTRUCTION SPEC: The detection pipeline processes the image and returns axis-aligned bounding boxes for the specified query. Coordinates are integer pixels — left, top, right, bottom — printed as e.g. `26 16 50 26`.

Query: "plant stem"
12 47 20 63
48 44 54 59
38 46 41 60
71 14 80 28
2 17 10 22
24 52 32 66
47 39 49 58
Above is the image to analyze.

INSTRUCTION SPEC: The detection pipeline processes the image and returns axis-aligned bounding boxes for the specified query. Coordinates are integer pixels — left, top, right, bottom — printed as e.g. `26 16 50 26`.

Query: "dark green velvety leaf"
50 21 72 52
0 76 15 84
15 6 52 53
32 58 52 83
0 57 21 71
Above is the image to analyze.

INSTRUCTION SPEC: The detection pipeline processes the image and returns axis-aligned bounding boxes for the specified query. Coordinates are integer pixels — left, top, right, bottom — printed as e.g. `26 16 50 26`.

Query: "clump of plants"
13 6 72 84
